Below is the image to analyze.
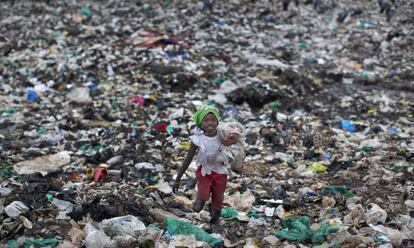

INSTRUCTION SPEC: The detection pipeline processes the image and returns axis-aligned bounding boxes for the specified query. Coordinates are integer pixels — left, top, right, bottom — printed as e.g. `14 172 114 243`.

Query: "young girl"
172 105 237 225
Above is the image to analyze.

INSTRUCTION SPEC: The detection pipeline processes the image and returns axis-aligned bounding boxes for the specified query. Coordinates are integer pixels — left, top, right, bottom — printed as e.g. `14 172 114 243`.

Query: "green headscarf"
193 105 220 127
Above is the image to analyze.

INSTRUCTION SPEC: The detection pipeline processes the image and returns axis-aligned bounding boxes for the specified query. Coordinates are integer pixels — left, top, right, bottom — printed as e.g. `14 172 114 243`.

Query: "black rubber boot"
209 205 221 225
192 199 206 213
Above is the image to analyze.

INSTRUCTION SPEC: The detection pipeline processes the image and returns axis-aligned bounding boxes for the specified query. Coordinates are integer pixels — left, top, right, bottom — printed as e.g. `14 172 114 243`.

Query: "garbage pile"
1 0 413 247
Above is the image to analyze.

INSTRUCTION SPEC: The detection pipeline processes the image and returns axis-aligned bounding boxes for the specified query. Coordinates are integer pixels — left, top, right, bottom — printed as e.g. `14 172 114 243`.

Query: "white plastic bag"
84 223 112 248
5 201 29 218
216 122 246 173
101 215 146 238
371 225 403 246
365 203 387 224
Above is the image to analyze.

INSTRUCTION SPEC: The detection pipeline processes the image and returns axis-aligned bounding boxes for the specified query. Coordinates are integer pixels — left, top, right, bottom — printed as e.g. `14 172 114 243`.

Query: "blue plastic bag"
341 120 356 132
26 89 39 102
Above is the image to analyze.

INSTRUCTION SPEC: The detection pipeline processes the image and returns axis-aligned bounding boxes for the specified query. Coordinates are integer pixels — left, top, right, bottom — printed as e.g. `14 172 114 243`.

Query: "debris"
221 207 239 219
5 201 29 219
365 203 387 224
84 223 112 248
93 167 108 182
309 162 327 173
164 218 222 246
320 185 354 198
150 209 178 223
23 238 59 248
1 0 413 246
371 224 403 246
276 216 339 244
224 191 255 212
13 152 71 176
263 235 281 246
67 87 92 104
101 215 146 237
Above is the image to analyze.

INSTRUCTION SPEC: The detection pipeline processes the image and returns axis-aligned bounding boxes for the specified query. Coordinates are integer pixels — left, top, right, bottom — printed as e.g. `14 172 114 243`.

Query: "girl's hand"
172 180 180 193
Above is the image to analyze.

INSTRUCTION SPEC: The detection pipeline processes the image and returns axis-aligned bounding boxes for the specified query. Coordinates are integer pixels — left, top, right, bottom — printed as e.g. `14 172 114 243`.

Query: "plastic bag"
341 120 356 132
216 122 246 173
224 190 255 212
168 235 207 248
276 216 311 242
276 216 339 244
371 225 403 246
221 207 239 219
23 238 59 247
13 151 71 176
52 198 74 219
84 223 112 248
67 87 91 104
365 203 387 224
309 162 327 173
7 240 18 248
101 215 146 238
344 204 366 226
5 201 30 218
320 185 353 198
312 222 339 244
164 218 222 245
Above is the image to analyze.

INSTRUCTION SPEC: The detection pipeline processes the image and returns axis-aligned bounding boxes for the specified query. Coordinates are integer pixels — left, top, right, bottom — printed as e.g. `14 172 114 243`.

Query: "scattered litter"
1 0 413 246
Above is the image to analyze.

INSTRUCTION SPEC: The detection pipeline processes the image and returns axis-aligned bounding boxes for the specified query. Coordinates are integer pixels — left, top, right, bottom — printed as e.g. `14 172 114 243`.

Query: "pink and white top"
190 128 228 176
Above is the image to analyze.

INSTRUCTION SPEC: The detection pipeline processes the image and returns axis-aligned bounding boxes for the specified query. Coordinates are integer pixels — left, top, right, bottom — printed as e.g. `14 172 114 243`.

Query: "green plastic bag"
320 185 353 198
0 165 17 178
277 216 312 242
248 209 260 219
0 108 16 116
311 222 340 244
276 216 339 244
7 240 19 248
23 238 58 247
221 207 238 219
211 77 225 85
80 7 92 16
165 218 222 246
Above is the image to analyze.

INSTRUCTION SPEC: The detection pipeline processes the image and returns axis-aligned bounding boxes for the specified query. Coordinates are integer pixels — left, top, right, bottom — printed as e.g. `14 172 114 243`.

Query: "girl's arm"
172 142 198 193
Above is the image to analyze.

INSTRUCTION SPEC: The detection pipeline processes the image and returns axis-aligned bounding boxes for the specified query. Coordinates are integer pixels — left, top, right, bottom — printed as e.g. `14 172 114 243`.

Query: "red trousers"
196 166 228 211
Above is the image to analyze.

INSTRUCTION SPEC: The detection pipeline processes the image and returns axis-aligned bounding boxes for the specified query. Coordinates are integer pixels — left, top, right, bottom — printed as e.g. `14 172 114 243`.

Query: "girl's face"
201 113 218 136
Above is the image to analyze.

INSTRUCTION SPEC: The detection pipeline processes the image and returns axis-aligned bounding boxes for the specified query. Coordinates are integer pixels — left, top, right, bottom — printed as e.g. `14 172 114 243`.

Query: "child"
172 105 237 225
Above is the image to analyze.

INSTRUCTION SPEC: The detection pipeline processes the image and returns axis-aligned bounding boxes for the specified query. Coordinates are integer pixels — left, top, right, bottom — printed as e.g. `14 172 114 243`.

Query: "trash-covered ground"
1 0 413 247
